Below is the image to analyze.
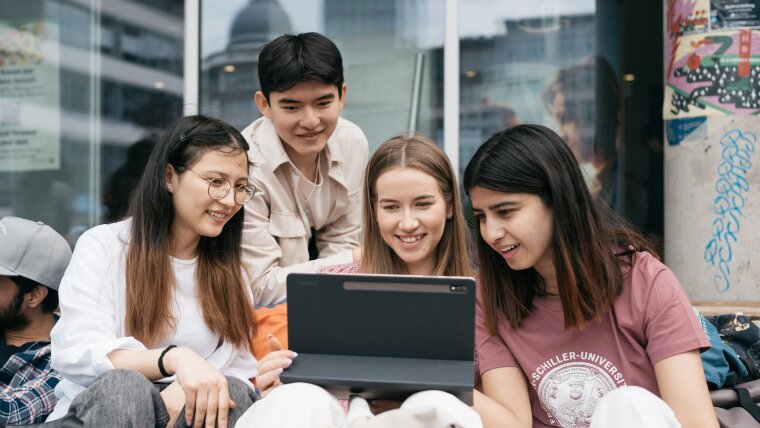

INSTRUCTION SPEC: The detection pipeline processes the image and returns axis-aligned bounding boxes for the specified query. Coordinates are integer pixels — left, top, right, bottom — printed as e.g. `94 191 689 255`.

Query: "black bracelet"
158 345 177 377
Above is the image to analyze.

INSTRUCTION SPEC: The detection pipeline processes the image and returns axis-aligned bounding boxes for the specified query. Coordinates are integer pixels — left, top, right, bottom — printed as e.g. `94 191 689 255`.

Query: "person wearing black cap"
0 216 72 425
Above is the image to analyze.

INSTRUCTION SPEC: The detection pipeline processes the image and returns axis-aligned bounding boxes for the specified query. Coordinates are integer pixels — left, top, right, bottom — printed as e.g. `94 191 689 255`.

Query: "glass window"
458 1 621 208
0 0 184 244
458 0 664 248
200 0 445 152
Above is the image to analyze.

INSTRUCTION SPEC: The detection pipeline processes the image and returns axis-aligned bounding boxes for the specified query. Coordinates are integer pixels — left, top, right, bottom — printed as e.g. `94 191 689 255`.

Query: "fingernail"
291 351 298 358
274 368 283 375
267 334 273 339
285 359 292 367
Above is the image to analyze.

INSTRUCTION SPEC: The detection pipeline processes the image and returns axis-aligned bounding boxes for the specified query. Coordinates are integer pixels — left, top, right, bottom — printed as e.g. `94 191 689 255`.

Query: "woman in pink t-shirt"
464 124 717 428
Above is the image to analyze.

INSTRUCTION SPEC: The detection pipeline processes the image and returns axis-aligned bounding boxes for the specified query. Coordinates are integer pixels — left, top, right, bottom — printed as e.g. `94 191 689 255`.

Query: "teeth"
503 243 519 252
400 235 422 243
208 211 226 219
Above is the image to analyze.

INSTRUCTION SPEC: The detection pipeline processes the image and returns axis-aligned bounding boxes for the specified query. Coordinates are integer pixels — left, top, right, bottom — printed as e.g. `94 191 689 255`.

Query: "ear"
338 83 347 112
165 164 177 193
447 205 454 220
26 285 49 309
254 91 272 118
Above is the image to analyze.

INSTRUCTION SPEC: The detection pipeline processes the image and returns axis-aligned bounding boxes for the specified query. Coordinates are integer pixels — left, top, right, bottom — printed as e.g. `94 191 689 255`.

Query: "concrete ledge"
692 301 760 319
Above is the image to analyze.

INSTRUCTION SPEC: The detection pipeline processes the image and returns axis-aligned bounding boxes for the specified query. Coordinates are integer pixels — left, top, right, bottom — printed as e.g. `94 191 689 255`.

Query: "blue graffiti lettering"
704 129 756 292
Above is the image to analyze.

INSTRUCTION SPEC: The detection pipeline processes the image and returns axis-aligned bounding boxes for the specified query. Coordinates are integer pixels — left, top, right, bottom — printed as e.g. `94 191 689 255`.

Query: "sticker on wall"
666 117 709 145
669 0 710 38
664 28 760 119
0 20 60 172
711 0 760 29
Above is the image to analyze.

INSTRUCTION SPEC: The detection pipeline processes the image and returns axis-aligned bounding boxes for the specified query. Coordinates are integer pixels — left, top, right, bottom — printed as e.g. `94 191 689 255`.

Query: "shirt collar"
251 117 344 171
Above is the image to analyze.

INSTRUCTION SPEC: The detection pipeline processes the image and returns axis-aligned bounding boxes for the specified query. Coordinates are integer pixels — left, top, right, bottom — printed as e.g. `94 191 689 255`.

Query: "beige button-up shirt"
241 116 368 306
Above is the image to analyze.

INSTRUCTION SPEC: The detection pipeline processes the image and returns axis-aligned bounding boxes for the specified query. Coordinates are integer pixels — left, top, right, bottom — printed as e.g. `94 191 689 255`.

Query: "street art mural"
665 29 760 119
664 1 760 301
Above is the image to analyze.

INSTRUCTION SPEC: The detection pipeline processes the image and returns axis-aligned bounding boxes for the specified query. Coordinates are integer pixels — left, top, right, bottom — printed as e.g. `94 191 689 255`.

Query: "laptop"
280 273 476 404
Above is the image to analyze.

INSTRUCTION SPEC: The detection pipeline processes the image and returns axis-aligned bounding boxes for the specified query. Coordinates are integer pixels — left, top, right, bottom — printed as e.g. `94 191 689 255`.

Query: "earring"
166 183 173 192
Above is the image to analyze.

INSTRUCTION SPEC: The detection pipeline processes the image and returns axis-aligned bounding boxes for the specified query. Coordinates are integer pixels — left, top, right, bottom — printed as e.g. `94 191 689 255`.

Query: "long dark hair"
463 124 654 333
125 115 256 347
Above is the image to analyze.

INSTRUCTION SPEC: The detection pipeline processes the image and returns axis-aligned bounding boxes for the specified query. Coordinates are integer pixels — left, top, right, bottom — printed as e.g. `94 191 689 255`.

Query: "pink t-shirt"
319 262 361 273
476 251 709 428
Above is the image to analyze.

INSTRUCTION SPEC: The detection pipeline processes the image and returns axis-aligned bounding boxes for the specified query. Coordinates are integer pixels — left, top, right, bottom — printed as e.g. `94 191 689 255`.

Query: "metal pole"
407 52 425 135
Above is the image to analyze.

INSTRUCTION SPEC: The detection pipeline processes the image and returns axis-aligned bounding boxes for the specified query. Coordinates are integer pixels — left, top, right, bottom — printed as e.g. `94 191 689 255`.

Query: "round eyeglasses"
184 168 257 205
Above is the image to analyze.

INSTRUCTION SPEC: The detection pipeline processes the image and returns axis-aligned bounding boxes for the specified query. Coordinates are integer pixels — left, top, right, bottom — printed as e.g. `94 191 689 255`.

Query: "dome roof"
228 0 292 48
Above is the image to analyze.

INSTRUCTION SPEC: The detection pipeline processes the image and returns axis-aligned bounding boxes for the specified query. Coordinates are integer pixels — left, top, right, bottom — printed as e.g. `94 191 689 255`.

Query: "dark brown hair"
125 115 256 347
463 124 654 333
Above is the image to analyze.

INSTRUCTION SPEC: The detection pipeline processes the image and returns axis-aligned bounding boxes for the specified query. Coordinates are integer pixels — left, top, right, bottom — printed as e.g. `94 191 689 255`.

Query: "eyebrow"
198 170 249 182
377 194 436 203
277 98 301 105
277 93 335 105
472 200 519 212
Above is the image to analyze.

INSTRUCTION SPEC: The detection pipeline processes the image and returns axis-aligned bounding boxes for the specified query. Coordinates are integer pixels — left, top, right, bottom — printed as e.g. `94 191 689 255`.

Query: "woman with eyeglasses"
48 115 292 427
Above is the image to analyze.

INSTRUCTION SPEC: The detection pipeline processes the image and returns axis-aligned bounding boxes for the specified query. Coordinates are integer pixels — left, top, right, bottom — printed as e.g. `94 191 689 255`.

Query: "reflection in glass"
542 56 619 207
458 1 622 209
202 0 293 130
201 0 444 151
0 0 183 244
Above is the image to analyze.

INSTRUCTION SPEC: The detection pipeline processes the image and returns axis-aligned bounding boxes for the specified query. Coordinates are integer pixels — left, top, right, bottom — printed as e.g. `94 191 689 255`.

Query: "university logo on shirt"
531 352 627 427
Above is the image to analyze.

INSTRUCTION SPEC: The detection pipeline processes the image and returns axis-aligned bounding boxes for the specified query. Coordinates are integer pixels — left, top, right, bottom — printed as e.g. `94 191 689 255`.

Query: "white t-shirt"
166 256 219 358
48 219 258 420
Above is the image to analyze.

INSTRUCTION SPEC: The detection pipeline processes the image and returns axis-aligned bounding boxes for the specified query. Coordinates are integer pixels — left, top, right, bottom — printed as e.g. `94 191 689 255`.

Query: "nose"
482 218 506 245
219 186 236 207
399 209 419 231
299 107 319 129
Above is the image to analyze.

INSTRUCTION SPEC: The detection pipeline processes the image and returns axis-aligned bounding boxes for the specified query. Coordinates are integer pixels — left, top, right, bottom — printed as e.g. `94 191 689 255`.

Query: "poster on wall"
666 0 710 90
711 0 760 29
0 20 60 172
664 28 760 119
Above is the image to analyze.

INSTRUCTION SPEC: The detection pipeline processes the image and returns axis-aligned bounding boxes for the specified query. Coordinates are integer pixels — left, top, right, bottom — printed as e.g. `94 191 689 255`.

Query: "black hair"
9 275 59 313
463 124 654 332
125 114 257 347
257 32 344 101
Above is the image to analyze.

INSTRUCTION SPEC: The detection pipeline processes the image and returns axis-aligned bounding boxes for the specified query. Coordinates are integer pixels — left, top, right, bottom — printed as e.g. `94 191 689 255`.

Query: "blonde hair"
362 134 471 277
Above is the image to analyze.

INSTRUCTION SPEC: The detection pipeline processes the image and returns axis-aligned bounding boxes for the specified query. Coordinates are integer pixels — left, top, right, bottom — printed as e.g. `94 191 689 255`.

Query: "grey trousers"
66 369 257 428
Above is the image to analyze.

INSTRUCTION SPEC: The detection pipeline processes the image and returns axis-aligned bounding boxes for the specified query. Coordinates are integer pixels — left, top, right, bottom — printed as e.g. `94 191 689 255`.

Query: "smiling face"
374 167 452 276
469 186 555 280
255 80 346 170
167 148 249 257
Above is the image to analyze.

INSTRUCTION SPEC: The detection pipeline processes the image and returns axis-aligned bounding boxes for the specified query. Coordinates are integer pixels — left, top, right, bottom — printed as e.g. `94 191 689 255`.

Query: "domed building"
202 0 292 129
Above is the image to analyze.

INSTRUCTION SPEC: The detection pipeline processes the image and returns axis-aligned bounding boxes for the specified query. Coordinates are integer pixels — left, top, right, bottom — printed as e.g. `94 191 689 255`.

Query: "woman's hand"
160 381 186 428
255 334 297 397
162 346 236 428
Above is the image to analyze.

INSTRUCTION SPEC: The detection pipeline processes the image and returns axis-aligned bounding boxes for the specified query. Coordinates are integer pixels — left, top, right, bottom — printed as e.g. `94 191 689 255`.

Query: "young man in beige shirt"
242 33 368 307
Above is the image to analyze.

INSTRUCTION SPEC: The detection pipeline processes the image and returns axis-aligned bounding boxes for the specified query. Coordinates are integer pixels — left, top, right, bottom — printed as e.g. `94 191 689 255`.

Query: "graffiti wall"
665 116 759 300
664 1 760 301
